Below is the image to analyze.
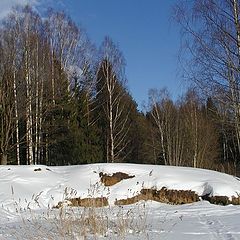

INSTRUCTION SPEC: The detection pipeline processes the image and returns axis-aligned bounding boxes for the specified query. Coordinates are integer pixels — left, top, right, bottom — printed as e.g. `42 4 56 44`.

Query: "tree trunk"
13 61 20 165
25 46 34 165
193 105 198 168
109 92 114 163
35 40 39 164
0 153 7 165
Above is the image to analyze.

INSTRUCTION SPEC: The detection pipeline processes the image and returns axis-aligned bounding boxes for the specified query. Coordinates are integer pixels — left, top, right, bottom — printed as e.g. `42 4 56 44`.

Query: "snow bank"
1 163 240 211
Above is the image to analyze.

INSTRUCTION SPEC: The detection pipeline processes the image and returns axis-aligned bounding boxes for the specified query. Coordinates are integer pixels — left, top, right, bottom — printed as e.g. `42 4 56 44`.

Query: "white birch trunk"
151 102 167 165
34 40 39 164
13 60 20 165
25 41 34 165
193 105 198 168
51 38 56 105
38 55 44 163
109 90 114 163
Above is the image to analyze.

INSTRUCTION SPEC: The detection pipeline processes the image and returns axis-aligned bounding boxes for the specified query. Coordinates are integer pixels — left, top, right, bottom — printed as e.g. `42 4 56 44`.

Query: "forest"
0 1 240 176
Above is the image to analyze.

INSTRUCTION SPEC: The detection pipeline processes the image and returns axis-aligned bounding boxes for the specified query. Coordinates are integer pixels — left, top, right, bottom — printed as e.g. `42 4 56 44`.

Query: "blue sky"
1 0 186 109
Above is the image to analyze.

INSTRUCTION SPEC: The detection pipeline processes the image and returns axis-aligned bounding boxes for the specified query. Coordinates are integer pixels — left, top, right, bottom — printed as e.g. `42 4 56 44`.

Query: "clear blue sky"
2 0 187 109
46 0 186 108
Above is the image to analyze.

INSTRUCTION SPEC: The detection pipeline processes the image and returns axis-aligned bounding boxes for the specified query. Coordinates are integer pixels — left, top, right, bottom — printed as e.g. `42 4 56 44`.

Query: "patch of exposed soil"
99 172 135 186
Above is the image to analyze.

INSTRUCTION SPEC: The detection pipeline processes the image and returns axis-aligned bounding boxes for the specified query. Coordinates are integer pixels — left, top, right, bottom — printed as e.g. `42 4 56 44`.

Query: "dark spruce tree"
74 88 103 164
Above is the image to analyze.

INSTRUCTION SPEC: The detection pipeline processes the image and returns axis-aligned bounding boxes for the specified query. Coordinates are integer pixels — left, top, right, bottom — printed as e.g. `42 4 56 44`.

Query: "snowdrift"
1 163 240 210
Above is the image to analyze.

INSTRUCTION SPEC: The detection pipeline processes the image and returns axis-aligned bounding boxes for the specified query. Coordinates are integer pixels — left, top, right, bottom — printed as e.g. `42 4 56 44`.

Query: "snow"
0 163 240 239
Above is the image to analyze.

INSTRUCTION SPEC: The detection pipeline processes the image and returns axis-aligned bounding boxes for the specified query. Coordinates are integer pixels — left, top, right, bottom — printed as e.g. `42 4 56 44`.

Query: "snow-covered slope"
1 163 240 210
1 163 240 239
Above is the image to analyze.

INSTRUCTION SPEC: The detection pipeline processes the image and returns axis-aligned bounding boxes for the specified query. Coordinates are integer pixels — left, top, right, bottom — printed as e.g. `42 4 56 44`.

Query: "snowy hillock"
1 163 240 211
1 164 240 240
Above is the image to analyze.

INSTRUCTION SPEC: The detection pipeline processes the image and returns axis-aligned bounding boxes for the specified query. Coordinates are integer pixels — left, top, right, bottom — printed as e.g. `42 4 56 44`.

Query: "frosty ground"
0 163 240 239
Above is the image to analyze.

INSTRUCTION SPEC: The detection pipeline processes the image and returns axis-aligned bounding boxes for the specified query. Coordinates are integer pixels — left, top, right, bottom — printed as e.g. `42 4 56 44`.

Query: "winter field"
0 163 240 239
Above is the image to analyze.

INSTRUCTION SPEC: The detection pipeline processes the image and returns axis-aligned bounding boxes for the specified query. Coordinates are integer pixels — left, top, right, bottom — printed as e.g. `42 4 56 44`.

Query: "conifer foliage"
0 5 239 176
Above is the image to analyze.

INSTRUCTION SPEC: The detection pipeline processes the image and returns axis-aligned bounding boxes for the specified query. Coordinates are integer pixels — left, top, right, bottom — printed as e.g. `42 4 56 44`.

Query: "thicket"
0 5 239 176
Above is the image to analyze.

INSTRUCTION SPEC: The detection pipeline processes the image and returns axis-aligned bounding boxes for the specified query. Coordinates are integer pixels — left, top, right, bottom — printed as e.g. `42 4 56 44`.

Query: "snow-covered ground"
0 163 240 239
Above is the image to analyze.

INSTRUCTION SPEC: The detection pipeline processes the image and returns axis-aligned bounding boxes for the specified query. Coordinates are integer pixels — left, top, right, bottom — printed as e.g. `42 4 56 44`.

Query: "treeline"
0 6 239 175
173 0 240 175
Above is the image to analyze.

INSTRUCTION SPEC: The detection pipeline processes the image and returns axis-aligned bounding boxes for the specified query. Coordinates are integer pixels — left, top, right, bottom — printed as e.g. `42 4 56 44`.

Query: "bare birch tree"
148 88 185 166
97 37 130 163
148 87 220 168
45 10 81 98
180 89 220 169
0 39 15 164
18 7 44 165
1 13 21 164
174 0 240 168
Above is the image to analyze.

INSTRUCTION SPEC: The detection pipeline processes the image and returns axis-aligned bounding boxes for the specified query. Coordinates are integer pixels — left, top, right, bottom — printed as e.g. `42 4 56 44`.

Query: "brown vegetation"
202 195 230 205
231 196 240 205
115 187 199 205
99 172 135 186
55 187 240 208
202 194 240 205
56 197 109 208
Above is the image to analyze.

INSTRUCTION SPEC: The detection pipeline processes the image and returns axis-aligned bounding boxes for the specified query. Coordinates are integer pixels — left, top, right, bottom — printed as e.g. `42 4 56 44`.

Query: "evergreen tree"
75 88 103 164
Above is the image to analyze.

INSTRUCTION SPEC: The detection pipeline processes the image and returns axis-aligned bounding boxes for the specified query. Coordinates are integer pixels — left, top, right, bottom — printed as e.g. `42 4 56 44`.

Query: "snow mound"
1 163 240 211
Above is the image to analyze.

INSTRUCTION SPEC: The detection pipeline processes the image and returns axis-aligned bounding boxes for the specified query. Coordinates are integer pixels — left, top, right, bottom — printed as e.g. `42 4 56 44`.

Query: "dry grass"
10 203 149 239
99 172 135 186
202 194 240 205
7 181 240 239
8 186 149 240
115 187 199 205
56 197 109 208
